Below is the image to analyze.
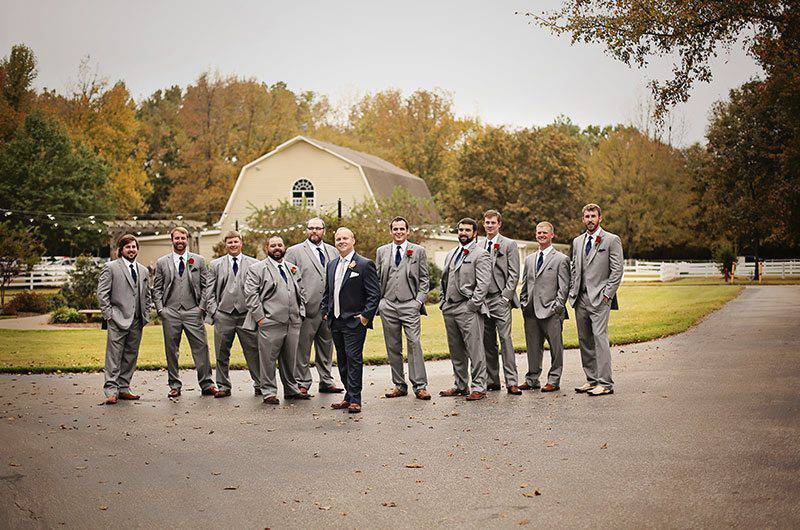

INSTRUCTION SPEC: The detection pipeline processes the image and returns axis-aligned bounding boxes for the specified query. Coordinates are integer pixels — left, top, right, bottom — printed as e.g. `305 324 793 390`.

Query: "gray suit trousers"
103 318 143 397
443 304 487 393
523 313 565 386
160 307 213 391
574 292 614 388
295 311 336 388
380 299 427 391
213 310 260 391
483 294 518 387
258 321 302 398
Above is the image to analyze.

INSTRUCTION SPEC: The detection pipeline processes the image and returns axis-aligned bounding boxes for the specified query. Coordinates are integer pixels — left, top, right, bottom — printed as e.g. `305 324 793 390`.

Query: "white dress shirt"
123 258 139 283
392 240 409 264
585 227 605 253
172 251 189 274
267 257 289 288
333 250 355 318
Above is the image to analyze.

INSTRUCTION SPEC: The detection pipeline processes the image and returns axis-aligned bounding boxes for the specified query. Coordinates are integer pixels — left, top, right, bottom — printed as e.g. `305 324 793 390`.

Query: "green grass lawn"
0 284 742 373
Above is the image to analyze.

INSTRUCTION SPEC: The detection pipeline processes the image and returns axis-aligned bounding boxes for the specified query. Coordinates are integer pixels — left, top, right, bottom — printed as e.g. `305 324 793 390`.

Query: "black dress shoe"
319 384 344 394
254 388 262 396
487 383 501 391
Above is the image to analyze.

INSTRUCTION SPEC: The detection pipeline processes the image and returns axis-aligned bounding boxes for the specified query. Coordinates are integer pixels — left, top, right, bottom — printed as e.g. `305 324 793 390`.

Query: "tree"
527 0 800 117
450 124 585 240
585 127 698 257
0 223 43 311
138 85 183 213
703 80 799 258
0 44 38 142
0 112 113 253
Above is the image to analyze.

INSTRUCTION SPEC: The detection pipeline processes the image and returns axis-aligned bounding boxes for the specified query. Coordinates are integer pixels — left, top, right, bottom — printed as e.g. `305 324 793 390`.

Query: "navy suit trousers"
330 318 367 404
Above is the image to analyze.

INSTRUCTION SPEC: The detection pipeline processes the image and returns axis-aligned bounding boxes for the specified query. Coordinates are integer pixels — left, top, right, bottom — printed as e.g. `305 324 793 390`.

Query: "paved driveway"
1 286 798 528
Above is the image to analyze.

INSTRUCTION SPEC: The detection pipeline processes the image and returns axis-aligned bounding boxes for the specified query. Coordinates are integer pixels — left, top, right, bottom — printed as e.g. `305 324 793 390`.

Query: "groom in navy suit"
322 227 380 414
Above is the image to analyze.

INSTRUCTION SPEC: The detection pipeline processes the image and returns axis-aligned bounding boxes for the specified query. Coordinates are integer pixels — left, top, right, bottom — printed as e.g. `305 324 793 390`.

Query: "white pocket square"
350 272 360 278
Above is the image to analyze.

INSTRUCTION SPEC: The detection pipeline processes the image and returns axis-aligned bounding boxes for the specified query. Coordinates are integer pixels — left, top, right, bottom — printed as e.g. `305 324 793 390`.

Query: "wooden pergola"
103 220 206 257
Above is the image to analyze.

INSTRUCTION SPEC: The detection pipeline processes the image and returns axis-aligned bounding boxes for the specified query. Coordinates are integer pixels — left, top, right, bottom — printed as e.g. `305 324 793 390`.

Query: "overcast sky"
2 0 762 146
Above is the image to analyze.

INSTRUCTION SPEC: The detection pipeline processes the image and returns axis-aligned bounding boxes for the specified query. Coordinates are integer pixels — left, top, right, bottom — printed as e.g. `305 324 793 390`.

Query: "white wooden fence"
8 266 72 289
624 259 800 282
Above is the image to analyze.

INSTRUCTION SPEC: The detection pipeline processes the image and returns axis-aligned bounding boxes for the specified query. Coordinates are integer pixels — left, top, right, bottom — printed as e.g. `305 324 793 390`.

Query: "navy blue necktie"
232 256 238 276
455 248 464 266
278 264 288 284
178 256 185 276
536 252 544 273
395 245 402 266
487 240 492 252
317 247 326 267
130 263 137 283
585 235 592 257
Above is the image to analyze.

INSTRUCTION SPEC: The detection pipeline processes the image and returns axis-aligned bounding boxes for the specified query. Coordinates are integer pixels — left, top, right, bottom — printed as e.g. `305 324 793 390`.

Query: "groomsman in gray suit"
152 227 215 398
376 217 431 401
568 204 624 396
480 209 522 395
285 218 343 395
244 235 310 405
520 222 571 392
205 231 260 398
439 218 492 401
97 234 152 405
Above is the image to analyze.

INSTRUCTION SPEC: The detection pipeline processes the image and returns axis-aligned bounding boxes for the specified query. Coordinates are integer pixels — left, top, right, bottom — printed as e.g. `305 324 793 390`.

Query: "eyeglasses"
307 226 324 231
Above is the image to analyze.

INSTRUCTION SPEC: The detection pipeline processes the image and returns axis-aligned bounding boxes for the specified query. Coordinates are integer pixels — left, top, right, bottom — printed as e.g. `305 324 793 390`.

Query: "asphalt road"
1 286 798 529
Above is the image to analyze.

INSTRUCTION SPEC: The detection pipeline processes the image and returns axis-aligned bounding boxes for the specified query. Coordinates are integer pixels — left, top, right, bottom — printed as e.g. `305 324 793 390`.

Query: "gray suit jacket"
243 259 306 330
520 249 571 320
151 252 209 314
568 229 624 309
375 242 429 315
479 234 520 307
204 253 258 324
284 241 337 318
439 240 492 315
97 258 152 329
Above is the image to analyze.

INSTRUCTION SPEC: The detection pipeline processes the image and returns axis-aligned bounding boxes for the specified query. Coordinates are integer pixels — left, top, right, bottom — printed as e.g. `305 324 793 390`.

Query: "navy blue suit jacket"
321 252 380 329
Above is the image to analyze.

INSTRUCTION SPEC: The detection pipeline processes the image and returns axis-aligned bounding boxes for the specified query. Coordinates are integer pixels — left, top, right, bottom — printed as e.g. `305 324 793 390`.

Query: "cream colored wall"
220 141 370 234
136 231 222 268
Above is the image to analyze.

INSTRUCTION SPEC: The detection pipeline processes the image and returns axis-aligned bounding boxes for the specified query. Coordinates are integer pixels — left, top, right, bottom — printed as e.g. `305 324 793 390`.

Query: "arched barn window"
292 179 315 207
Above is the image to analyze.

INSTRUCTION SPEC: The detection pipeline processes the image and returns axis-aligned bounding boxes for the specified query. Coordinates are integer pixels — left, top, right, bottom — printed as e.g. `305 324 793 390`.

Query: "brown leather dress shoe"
118 392 140 400
519 382 540 391
298 386 308 395
465 391 486 401
415 389 431 400
263 395 280 405
347 403 362 414
286 392 311 400
439 388 469 397
201 386 218 396
167 388 181 398
385 387 408 398
319 384 345 394
104 395 118 405
487 383 501 391
331 400 350 410
541 383 560 392
507 385 522 395
214 389 231 398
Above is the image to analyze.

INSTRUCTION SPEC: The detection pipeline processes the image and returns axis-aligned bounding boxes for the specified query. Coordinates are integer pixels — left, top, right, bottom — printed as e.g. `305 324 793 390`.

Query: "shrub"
49 307 84 324
428 261 443 290
48 292 68 311
426 288 441 305
3 291 51 314
59 256 101 310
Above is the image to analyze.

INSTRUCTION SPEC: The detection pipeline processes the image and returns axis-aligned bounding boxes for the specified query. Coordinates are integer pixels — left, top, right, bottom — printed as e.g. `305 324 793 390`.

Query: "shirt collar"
306 239 324 251
267 257 284 269
486 235 499 245
339 250 355 264
393 240 408 254
539 245 554 257
123 257 137 267
587 227 604 239
228 253 241 264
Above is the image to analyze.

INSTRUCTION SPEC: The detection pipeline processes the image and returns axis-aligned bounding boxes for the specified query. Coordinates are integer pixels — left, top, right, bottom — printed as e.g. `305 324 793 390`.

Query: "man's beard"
172 242 186 252
308 233 322 244
269 249 285 261
458 234 473 245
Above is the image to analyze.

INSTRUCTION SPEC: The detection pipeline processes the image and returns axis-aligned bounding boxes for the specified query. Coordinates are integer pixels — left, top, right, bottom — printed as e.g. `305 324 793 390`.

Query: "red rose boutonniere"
406 249 413 257
595 235 602 245
187 257 196 271
493 243 500 251
462 248 470 256
290 266 297 274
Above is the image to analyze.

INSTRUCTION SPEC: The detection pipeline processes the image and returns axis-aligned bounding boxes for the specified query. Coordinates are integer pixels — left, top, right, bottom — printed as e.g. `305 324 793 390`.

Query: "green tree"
0 112 113 253
0 44 38 142
0 223 43 310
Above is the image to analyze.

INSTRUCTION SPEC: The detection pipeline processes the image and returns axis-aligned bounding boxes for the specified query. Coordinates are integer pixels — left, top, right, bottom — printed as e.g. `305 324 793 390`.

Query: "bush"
426 288 441 305
48 292 68 311
49 307 84 324
59 256 101 310
2 291 51 314
428 261 443 290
